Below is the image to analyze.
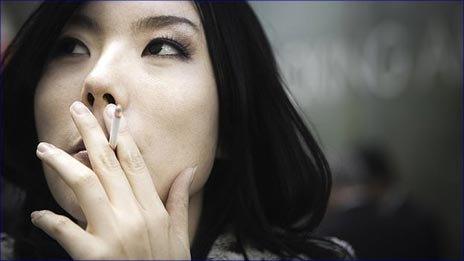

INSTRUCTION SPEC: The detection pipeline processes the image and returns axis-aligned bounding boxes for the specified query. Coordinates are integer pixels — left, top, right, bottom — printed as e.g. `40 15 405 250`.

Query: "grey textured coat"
1 232 354 260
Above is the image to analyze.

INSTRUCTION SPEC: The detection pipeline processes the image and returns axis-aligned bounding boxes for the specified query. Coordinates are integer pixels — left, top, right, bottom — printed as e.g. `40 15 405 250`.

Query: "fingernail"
106 104 116 118
71 101 89 115
37 142 55 154
31 210 45 222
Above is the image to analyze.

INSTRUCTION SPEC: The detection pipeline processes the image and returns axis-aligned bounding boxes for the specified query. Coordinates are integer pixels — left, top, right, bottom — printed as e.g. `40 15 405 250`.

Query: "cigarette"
109 104 122 149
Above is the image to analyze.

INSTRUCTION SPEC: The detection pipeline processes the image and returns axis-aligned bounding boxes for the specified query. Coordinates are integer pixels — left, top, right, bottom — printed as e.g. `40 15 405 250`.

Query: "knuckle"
52 216 69 236
123 151 146 173
73 172 98 188
96 148 120 171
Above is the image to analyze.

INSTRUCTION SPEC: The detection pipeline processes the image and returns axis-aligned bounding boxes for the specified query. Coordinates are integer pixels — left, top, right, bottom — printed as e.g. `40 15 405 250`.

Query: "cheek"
34 69 83 142
130 69 218 202
34 69 88 221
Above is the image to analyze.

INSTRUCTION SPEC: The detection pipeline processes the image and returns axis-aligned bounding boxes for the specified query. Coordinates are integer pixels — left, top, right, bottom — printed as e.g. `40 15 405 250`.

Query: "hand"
33 101 196 260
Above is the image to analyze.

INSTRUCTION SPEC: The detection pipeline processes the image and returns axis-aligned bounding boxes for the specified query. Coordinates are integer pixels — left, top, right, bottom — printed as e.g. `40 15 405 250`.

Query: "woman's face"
34 1 218 223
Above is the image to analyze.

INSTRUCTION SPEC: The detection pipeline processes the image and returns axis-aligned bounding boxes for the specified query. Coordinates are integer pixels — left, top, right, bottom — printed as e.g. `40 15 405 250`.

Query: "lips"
70 140 91 168
72 149 87 157
74 150 90 166
70 139 86 155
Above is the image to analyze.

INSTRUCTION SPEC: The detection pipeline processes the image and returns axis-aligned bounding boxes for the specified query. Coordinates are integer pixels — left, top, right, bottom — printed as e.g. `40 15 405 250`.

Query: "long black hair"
2 2 353 259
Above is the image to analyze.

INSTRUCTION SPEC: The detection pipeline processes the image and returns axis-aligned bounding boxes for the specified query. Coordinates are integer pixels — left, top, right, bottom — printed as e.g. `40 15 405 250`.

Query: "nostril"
87 93 95 106
103 93 116 104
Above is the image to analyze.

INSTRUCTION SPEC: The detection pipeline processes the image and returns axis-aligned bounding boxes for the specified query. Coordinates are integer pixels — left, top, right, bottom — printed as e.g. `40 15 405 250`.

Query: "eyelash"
50 37 89 58
143 35 192 60
50 36 192 60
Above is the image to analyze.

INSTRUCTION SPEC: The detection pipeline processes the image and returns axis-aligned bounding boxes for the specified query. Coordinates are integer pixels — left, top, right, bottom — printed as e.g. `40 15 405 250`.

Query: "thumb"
166 166 196 236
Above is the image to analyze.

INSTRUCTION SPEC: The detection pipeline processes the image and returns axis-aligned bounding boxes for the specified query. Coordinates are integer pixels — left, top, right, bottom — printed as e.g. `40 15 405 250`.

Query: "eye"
142 37 191 59
51 37 90 57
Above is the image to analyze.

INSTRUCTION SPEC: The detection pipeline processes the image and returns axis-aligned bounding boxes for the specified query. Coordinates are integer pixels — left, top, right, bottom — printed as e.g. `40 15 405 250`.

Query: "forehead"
76 1 200 30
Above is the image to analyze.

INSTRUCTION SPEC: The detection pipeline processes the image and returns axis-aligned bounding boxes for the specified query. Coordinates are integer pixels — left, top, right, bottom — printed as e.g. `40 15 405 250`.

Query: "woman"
2 1 354 259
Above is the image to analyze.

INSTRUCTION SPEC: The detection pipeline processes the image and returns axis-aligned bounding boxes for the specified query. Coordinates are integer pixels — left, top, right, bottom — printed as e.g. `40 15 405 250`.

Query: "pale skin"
32 1 218 259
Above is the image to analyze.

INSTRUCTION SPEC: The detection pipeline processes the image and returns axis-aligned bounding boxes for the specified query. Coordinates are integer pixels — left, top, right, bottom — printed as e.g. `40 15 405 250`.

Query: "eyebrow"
66 14 199 34
132 15 200 34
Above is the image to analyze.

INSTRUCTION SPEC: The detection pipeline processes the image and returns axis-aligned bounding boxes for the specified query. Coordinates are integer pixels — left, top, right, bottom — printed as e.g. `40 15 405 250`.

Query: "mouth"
70 139 86 156
69 139 91 168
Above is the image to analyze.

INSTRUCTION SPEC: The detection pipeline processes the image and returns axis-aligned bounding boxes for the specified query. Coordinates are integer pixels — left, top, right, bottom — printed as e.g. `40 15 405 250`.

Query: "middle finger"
103 104 164 212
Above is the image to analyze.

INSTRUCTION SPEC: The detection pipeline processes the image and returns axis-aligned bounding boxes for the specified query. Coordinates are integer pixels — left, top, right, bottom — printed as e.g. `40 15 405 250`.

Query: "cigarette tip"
115 104 123 118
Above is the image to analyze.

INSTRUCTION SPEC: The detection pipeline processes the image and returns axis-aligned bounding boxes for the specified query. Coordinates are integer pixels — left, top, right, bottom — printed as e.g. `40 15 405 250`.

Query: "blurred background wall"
2 1 462 259
250 2 461 259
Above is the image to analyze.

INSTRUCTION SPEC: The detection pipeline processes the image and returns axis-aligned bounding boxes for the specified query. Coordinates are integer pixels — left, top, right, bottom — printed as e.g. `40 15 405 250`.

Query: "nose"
80 45 128 129
86 92 116 107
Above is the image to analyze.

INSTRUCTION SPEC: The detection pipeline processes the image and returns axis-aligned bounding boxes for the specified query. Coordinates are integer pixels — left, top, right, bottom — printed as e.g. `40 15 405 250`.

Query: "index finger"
69 101 137 210
36 142 115 234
